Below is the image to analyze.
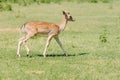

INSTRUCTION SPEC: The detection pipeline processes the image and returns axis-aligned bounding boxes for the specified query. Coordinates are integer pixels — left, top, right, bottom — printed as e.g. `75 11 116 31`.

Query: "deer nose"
70 16 75 21
70 16 72 19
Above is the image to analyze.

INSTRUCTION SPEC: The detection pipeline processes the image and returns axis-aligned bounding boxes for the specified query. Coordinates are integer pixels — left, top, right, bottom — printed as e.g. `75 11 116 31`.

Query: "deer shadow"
28 51 89 58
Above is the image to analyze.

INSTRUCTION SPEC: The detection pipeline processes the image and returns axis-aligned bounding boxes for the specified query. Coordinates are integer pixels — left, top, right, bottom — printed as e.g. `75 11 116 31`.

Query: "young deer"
17 11 75 57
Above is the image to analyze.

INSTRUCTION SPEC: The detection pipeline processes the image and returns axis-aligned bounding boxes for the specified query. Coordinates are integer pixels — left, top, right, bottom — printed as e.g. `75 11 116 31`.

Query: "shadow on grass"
78 52 89 56
28 52 89 58
37 54 76 57
27 54 75 58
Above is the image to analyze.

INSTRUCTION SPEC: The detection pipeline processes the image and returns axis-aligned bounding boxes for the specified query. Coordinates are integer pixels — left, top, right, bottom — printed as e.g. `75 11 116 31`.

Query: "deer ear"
63 11 66 15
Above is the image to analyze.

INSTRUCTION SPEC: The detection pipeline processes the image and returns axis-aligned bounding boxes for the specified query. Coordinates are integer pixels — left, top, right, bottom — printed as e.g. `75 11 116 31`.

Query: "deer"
17 11 75 58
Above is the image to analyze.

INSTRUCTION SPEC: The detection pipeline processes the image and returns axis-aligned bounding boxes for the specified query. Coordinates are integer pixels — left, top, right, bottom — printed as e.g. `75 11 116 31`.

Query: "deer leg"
43 34 54 58
23 42 30 56
17 34 33 57
54 37 67 56
17 37 26 57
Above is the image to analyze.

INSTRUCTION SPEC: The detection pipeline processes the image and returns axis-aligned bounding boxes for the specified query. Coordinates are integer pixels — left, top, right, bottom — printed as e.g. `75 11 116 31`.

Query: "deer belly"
35 28 50 37
37 28 50 33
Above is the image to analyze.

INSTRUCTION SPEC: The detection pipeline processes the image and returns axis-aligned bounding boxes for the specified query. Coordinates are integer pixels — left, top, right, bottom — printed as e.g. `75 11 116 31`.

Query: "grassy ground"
0 1 120 80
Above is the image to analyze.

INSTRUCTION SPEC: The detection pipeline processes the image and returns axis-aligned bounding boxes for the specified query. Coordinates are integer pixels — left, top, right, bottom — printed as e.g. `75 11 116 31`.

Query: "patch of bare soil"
25 70 45 74
0 28 19 33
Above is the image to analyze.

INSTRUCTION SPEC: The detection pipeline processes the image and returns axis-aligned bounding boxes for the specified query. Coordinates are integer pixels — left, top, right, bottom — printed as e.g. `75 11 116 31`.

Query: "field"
0 1 120 80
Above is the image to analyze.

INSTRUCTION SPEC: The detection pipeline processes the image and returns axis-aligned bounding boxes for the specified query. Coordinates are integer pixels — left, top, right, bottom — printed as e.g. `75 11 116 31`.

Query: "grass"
0 1 120 80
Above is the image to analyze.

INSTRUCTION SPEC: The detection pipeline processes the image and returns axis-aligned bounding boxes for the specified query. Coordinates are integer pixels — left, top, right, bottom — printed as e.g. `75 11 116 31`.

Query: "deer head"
63 11 75 21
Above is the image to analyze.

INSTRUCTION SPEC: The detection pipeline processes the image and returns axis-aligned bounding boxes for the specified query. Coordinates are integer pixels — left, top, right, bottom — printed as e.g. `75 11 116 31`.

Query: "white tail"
17 11 75 57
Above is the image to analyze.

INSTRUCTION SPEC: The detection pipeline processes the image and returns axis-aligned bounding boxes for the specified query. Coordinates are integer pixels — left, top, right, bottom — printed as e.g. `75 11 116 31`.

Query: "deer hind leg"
54 36 67 56
23 42 29 56
43 34 54 58
17 36 25 57
17 33 34 57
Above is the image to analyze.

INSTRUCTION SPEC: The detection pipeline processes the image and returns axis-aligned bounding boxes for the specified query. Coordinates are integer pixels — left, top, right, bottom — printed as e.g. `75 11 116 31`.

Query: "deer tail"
19 23 26 35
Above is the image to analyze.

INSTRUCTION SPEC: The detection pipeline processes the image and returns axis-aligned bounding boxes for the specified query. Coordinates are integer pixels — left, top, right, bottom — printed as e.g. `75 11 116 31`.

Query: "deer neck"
59 16 68 32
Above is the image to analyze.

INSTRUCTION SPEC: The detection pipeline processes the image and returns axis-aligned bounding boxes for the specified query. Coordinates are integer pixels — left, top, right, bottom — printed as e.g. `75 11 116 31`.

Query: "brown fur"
23 22 59 36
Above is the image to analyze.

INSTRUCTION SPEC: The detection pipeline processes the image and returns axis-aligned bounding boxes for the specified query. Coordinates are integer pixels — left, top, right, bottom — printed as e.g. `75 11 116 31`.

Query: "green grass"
0 1 120 80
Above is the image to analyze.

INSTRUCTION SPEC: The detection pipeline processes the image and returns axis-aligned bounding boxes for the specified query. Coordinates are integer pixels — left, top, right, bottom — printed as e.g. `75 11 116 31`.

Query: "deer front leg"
54 37 67 56
43 34 53 58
